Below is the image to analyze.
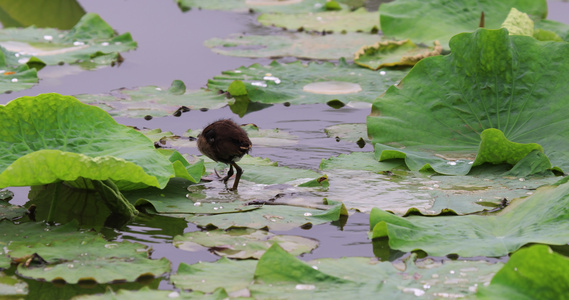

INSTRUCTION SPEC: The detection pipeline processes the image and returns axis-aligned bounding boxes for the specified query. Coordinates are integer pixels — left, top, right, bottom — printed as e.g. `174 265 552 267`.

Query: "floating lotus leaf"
75 80 229 118
208 60 407 106
379 0 547 47
173 243 502 298
0 13 136 68
258 8 378 32
477 245 569 299
320 153 558 214
173 228 318 259
0 272 27 297
73 286 224 300
0 94 175 190
205 32 385 60
0 201 27 221
354 40 442 70
370 179 569 257
0 222 170 283
324 123 369 144
176 0 348 13
0 49 38 93
185 199 347 231
367 28 569 175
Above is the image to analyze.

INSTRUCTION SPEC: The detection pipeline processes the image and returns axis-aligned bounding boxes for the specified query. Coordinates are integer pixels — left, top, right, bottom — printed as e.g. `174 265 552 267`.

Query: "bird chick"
197 119 252 191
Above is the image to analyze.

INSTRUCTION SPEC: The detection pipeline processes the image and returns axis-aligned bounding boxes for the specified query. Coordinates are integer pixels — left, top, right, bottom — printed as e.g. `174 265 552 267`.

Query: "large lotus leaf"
185 199 348 231
0 13 136 68
0 222 170 283
379 0 547 48
208 60 407 106
173 243 501 298
477 245 569 299
370 178 569 257
73 286 225 300
75 82 229 118
173 228 318 259
354 40 442 70
258 8 378 32
205 32 385 60
0 93 174 190
367 28 569 175
176 0 348 13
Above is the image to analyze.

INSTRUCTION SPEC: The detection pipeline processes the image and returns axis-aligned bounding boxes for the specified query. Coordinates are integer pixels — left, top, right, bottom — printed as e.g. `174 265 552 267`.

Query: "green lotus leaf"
73 286 226 300
173 228 318 259
0 93 175 190
205 32 385 61
477 245 569 299
0 13 136 68
370 178 569 257
320 152 402 172
173 243 502 298
0 272 27 297
185 199 347 231
379 0 547 47
209 60 407 106
324 123 369 144
0 0 85 30
176 0 348 13
0 222 170 283
75 81 229 118
354 40 442 70
367 28 569 175
0 49 38 93
172 257 256 292
0 201 26 221
534 19 569 41
258 8 378 32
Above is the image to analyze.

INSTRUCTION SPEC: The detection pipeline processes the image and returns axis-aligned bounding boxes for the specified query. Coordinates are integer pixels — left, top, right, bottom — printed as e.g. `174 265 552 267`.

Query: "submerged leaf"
367 28 569 175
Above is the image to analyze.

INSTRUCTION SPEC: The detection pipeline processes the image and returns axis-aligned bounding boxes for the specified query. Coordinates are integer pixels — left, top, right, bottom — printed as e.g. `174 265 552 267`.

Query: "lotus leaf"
0 93 175 190
0 272 27 297
0 201 27 221
75 81 229 118
354 40 442 70
173 243 501 298
0 48 38 93
176 0 348 13
205 32 386 60
173 228 318 259
379 0 547 47
534 19 569 41
209 60 407 106
0 222 170 283
477 245 569 299
367 28 569 175
73 286 225 300
324 123 369 144
0 13 136 68
258 8 378 32
370 178 569 257
185 199 347 230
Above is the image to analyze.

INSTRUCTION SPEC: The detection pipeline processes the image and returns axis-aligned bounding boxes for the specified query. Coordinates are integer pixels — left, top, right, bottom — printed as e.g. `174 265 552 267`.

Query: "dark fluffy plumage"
197 119 252 190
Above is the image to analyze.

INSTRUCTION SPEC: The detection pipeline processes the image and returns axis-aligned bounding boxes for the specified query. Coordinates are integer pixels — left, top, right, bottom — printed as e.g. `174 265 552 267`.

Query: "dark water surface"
4 0 569 295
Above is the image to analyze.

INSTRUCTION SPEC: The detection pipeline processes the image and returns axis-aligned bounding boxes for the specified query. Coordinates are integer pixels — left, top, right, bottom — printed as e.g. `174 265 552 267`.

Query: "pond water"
3 0 569 297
